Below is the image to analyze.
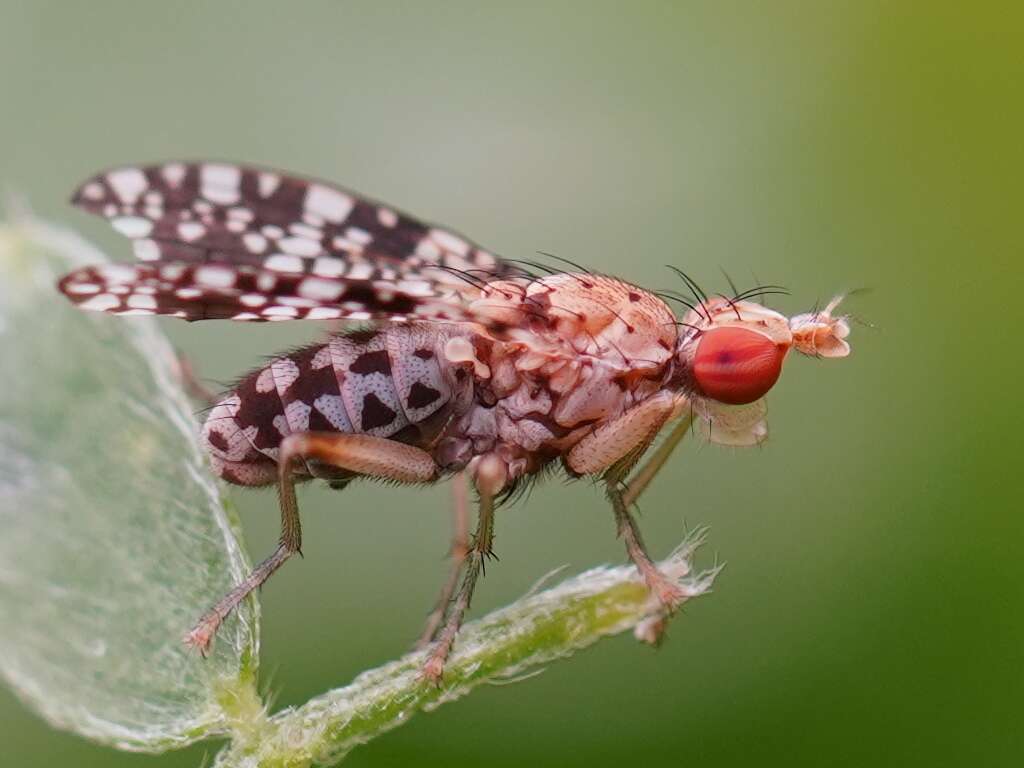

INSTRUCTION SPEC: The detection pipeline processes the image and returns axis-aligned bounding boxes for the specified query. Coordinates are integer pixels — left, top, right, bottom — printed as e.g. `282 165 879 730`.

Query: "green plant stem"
215 532 718 768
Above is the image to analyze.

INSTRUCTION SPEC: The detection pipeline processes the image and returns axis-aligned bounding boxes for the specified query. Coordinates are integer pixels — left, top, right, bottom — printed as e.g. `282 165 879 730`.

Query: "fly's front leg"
421 455 503 684
184 432 437 655
566 394 691 619
415 470 471 649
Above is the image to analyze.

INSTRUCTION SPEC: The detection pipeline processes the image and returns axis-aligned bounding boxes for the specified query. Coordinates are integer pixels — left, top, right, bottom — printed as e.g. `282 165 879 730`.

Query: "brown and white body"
58 161 852 681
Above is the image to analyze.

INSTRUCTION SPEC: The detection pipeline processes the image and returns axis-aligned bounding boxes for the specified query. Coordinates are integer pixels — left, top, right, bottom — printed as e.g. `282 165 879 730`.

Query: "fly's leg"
415 471 471 649
185 432 437 655
173 350 220 406
622 411 695 507
605 480 686 612
421 456 503 684
566 395 693 623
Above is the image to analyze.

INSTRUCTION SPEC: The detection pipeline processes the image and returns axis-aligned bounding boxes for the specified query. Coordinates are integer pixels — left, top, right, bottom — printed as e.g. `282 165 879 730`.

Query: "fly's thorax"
468 273 678 365
458 273 679 424
434 302 679 480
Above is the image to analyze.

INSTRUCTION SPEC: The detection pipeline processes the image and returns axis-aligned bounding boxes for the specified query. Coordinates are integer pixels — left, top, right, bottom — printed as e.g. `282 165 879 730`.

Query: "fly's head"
669 293 851 445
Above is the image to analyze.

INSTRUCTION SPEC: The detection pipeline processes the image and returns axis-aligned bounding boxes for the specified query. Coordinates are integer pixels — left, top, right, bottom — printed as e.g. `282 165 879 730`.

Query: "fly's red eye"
692 327 787 405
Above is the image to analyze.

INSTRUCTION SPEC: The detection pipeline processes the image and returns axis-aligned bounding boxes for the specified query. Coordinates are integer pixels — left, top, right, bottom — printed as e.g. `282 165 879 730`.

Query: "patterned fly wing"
59 161 524 324
69 162 508 276
58 260 481 323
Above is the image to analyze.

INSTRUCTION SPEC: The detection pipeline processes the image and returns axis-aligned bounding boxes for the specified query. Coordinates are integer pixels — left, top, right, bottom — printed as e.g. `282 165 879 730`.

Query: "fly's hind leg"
415 470 471 649
184 432 438 655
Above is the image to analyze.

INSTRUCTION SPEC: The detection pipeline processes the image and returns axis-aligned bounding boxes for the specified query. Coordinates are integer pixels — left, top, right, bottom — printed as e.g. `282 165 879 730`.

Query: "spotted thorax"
59 162 852 682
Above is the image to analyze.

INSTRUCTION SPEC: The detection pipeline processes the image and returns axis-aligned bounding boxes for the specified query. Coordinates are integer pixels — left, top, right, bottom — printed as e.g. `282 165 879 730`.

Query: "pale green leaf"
0 215 259 751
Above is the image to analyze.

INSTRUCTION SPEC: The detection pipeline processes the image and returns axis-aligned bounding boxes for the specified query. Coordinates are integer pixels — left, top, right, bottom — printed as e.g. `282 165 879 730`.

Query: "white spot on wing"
289 223 323 240
177 221 206 242
264 254 304 273
278 236 321 257
175 287 202 299
258 172 280 197
346 263 373 280
80 182 105 200
298 277 345 301
345 227 373 245
263 305 299 318
277 296 317 308
240 293 267 307
394 279 434 297
305 184 354 223
160 263 186 280
243 232 268 253
106 168 148 205
227 206 255 222
79 293 120 311
195 265 236 289
126 294 158 310
377 208 398 227
65 282 100 295
133 239 161 261
307 306 343 320
313 257 346 277
201 164 241 205
111 216 153 238
100 264 140 283
430 229 469 256
161 163 186 188
415 239 441 260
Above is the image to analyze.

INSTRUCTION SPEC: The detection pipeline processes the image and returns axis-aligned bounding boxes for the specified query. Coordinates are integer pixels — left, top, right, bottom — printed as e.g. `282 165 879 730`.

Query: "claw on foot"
420 655 446 686
183 619 217 656
649 577 686 612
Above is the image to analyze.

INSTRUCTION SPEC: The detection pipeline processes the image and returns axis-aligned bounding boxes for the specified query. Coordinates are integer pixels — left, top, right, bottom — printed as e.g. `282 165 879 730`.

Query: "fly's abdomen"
202 325 465 486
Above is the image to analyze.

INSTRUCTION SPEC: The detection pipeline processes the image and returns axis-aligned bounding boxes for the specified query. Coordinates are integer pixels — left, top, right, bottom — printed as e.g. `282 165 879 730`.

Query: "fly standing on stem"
58 161 852 682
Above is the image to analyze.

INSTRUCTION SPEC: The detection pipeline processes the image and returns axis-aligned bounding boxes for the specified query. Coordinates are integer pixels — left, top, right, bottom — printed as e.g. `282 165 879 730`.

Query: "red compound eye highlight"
693 327 787 405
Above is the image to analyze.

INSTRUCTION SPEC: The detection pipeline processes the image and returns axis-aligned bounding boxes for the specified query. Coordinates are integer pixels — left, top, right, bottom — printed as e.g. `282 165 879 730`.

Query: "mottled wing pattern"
58 260 477 323
59 161 520 324
69 162 506 275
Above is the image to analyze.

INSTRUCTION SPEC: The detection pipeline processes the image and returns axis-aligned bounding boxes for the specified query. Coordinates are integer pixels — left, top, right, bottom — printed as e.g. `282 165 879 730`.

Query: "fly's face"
672 295 851 444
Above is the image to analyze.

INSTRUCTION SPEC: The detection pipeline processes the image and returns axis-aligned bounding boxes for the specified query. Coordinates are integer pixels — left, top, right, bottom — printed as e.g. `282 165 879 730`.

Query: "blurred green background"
1 1 1021 766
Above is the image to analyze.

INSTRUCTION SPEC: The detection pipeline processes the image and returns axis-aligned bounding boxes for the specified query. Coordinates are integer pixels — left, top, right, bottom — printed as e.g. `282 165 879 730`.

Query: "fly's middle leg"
416 470 471 649
421 454 505 684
